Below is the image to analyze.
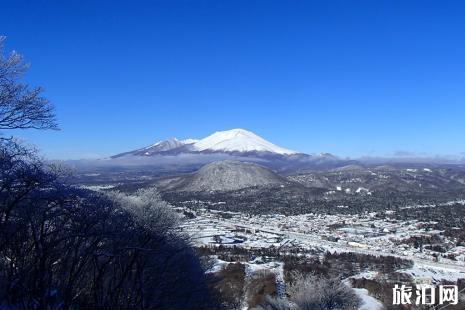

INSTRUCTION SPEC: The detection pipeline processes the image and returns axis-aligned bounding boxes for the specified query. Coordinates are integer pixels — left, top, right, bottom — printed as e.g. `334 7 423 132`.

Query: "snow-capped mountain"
113 129 297 157
114 138 189 157
143 138 187 153
107 129 350 172
194 129 296 155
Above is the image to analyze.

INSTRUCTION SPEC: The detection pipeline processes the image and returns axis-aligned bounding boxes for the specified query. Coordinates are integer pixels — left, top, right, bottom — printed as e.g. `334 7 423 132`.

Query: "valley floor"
179 201 465 273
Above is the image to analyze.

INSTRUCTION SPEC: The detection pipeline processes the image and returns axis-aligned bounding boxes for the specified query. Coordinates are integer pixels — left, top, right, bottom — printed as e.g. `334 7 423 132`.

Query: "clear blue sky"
2 0 464 159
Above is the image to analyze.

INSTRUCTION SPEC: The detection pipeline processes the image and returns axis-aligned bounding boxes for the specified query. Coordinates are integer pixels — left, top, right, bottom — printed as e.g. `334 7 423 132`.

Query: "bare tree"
0 36 57 133
106 188 180 235
256 272 361 310
0 150 217 309
246 270 277 308
255 296 293 310
288 273 361 310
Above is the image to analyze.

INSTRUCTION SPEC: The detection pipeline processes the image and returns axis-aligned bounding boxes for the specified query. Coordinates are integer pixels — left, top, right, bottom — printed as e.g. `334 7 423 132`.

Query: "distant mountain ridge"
113 129 297 157
72 129 353 174
65 129 465 175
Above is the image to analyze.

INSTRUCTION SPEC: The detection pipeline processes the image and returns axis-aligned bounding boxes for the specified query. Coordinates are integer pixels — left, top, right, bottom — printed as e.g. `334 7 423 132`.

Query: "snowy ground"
180 207 465 273
210 257 386 310
183 206 465 309
400 263 465 283
353 288 384 310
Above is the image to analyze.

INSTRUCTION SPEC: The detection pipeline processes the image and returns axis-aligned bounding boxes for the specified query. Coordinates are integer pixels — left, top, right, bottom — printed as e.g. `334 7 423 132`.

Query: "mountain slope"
157 160 287 192
114 138 197 157
288 165 465 194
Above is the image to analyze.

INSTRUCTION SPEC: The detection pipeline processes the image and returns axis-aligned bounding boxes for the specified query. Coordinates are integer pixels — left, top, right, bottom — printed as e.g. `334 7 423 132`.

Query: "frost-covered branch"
0 36 57 132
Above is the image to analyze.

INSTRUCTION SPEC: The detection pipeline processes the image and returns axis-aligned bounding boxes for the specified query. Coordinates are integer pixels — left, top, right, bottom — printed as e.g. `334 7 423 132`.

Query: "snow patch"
401 263 465 283
353 288 384 310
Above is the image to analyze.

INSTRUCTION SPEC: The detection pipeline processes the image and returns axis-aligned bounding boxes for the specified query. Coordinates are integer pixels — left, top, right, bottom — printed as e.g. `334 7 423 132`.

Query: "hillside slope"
157 160 287 192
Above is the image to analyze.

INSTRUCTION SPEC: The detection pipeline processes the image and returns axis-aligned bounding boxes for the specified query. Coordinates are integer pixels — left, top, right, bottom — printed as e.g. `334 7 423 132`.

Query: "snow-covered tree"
256 273 361 310
0 36 57 133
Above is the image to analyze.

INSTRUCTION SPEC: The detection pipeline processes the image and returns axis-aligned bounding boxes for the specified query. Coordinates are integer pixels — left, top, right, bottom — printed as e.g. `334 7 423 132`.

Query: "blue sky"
2 0 464 159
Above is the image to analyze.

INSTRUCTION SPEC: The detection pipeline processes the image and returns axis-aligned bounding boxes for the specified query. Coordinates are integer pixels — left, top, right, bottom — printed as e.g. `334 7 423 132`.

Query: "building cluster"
178 205 465 268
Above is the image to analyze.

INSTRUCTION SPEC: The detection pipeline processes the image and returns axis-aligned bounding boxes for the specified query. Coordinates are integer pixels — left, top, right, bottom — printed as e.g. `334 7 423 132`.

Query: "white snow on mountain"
143 138 185 152
115 128 298 158
192 129 296 155
140 138 198 153
181 139 199 144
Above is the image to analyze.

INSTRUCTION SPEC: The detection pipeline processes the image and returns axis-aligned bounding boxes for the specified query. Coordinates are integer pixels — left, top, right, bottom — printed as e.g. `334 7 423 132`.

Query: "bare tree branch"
0 36 57 132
